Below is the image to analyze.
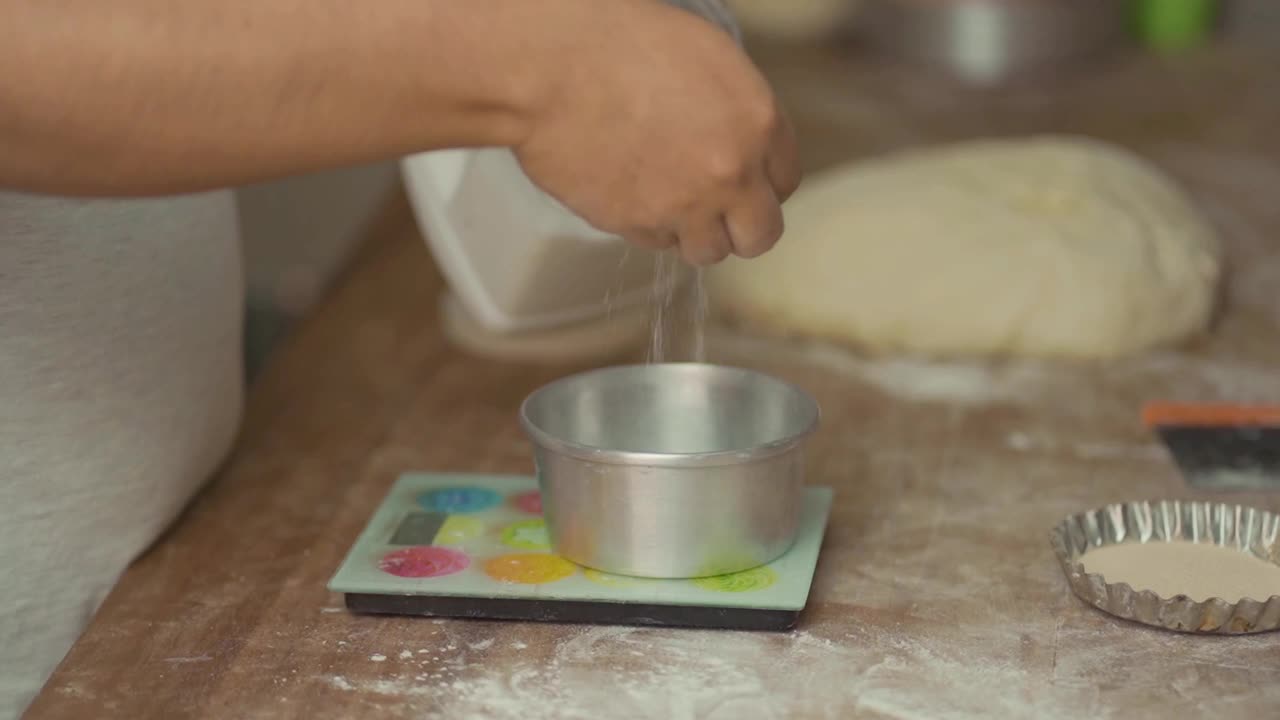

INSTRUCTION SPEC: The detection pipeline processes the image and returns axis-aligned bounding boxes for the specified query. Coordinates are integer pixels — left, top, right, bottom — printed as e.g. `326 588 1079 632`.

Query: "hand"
514 0 801 265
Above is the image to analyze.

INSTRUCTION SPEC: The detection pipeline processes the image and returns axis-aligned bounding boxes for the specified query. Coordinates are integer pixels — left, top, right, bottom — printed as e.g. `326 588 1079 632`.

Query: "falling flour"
1081 541 1280 602
646 252 708 364
647 252 679 363
691 267 708 363
602 247 631 321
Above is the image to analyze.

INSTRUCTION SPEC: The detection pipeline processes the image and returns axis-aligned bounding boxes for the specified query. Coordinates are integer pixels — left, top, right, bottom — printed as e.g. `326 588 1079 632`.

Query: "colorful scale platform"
328 473 832 631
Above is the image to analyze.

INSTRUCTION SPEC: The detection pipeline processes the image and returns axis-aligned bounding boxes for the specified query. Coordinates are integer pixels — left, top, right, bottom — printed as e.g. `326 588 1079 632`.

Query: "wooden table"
28 42 1280 719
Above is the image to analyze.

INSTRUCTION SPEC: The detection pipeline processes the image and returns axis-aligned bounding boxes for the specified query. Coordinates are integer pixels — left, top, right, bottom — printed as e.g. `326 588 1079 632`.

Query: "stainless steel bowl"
520 363 820 579
860 0 1130 86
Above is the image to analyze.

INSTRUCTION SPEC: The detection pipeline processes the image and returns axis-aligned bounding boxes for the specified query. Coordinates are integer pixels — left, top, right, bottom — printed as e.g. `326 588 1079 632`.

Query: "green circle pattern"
501 519 551 551
693 566 778 593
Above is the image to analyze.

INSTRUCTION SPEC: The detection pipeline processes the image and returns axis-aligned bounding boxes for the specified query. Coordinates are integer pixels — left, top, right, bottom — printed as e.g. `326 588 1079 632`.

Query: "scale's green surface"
329 473 832 630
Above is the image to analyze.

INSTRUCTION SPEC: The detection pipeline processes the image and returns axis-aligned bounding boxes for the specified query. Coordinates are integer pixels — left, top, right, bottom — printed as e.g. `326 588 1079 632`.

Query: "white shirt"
0 191 244 717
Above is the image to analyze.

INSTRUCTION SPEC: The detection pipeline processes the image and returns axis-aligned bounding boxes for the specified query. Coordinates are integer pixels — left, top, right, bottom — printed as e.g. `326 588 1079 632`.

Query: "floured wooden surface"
29 44 1280 719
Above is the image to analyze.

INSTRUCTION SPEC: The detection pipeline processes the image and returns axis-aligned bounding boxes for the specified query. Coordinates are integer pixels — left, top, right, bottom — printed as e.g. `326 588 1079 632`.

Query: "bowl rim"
518 362 821 468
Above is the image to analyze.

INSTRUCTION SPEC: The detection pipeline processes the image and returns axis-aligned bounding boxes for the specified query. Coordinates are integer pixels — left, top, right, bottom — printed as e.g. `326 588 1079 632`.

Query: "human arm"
0 0 799 263
0 0 551 195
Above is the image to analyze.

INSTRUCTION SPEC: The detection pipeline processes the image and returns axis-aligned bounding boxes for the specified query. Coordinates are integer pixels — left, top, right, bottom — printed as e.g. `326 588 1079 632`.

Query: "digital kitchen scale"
328 473 832 631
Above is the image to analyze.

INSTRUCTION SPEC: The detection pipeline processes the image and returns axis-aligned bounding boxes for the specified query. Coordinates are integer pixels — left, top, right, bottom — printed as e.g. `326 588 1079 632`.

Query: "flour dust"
691 267 708 362
311 622 1146 720
646 252 708 364
647 251 679 363
603 247 631 321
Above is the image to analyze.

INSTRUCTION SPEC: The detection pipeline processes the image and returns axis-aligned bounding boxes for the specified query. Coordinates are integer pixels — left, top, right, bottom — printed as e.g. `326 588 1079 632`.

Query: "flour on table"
162 655 212 664
1081 541 1280 603
319 626 1079 720
710 328 1053 406
1004 432 1165 461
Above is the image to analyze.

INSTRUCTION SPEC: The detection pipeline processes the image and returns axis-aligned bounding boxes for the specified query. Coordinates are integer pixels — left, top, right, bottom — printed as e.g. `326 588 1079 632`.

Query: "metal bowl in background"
520 363 820 579
1221 0 1280 48
859 0 1132 86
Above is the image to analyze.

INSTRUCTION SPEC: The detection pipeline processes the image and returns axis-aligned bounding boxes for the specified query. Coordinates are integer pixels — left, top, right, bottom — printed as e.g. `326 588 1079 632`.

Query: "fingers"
724 173 784 259
765 106 802 202
624 229 678 252
677 169 782 264
676 214 733 266
623 104 799 266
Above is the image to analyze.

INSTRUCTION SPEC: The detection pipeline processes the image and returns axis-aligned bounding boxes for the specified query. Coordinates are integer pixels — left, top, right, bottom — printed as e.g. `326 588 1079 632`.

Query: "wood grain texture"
27 43 1280 719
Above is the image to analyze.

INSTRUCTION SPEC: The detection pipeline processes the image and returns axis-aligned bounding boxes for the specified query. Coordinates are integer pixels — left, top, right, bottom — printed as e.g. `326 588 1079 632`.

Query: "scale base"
328 474 832 632
345 593 800 631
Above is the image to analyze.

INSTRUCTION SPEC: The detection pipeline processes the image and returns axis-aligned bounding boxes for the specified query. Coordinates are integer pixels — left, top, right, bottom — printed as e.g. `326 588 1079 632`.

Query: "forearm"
1 0 558 196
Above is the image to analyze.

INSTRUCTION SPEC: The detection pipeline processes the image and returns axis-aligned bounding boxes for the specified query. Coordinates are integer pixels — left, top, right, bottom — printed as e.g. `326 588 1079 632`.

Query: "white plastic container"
402 147 658 333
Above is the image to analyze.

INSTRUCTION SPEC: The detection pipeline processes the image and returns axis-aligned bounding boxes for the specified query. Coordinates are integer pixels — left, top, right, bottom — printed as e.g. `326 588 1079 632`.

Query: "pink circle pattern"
379 546 471 579
512 491 542 515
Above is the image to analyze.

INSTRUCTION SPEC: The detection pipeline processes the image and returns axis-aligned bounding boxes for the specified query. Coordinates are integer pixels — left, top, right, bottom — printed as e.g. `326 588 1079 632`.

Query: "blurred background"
240 0 1279 377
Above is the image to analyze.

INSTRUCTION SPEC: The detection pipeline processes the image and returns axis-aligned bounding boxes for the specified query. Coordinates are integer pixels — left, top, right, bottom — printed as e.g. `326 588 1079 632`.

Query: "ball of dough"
710 136 1222 359
724 0 859 40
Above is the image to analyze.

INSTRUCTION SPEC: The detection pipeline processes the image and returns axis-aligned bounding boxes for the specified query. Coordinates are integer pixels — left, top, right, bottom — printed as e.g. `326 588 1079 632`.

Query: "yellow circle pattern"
433 516 483 545
484 553 577 584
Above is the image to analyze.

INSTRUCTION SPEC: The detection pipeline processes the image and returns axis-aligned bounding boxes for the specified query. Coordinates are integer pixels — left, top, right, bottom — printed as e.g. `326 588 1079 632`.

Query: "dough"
1080 541 1280 603
709 136 1222 359
724 0 859 39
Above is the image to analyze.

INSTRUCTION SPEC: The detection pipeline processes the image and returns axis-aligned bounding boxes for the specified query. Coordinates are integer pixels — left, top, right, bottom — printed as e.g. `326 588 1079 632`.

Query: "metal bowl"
520 363 820 579
859 0 1130 86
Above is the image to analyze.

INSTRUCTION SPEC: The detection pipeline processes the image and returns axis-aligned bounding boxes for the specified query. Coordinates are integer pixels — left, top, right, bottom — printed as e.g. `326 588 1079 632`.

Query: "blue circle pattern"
418 487 502 514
